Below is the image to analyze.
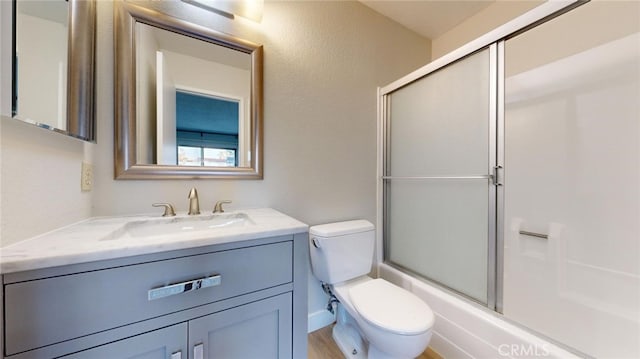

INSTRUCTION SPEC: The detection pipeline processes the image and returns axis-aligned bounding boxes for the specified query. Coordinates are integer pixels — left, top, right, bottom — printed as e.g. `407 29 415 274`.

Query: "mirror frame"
11 0 96 142
114 1 263 179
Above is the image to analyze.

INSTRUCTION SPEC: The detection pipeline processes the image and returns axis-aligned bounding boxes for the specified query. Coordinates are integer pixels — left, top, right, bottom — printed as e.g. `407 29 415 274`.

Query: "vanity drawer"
4 241 293 356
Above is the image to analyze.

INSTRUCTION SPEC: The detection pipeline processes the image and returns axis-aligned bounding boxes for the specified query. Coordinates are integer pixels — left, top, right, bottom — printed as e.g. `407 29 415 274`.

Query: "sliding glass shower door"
384 47 496 305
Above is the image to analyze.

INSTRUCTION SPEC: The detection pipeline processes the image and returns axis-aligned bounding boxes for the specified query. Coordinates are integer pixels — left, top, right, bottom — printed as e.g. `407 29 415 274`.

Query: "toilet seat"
349 279 434 335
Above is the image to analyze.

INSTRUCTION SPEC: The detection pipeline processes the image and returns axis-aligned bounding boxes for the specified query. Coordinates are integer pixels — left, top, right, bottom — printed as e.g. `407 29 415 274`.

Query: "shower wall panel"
503 2 640 357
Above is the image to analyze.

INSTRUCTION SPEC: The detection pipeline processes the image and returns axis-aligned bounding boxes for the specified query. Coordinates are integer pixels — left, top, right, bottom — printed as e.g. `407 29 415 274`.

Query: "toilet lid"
349 279 434 335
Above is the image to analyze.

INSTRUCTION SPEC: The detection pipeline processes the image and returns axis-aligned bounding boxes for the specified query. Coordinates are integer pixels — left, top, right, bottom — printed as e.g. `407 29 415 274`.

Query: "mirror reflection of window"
178 146 236 167
204 148 236 167
175 90 240 167
178 146 202 166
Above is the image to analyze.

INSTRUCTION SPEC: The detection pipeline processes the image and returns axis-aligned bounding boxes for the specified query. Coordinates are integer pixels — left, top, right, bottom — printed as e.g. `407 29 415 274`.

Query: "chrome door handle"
148 274 221 300
492 165 503 186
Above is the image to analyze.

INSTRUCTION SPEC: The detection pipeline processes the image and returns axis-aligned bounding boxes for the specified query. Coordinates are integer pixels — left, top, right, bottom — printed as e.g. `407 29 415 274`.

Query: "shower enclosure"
379 1 639 357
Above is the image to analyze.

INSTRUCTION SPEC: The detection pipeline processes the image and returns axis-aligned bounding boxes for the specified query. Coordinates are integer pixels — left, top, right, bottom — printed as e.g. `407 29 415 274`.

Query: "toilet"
309 220 434 359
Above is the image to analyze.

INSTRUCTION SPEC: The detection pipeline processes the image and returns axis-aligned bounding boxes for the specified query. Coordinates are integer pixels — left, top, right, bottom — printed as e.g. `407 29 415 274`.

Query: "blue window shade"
176 91 239 135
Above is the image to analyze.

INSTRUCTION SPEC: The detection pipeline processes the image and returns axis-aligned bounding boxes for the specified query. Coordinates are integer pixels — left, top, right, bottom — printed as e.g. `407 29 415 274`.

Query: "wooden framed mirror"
114 1 263 179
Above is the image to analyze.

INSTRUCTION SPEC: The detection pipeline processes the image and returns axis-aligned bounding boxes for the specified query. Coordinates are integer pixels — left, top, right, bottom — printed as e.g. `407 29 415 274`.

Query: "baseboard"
308 309 336 333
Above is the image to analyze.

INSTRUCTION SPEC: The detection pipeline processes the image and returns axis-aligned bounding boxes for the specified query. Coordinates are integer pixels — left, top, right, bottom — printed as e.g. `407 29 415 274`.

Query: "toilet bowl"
309 220 434 359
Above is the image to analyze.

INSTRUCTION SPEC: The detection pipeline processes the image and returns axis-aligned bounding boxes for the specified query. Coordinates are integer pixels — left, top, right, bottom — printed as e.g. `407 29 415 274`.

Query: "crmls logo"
498 344 551 357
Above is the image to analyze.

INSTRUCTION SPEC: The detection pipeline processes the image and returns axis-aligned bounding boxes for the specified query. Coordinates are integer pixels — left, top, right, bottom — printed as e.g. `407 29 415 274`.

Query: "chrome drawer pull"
148 274 221 301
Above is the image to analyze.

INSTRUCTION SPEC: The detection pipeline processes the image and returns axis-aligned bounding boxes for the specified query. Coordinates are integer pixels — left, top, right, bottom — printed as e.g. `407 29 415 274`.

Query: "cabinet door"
189 293 293 359
62 323 187 359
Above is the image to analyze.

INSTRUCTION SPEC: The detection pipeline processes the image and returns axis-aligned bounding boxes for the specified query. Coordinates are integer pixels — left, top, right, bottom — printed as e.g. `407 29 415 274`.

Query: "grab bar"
519 230 548 239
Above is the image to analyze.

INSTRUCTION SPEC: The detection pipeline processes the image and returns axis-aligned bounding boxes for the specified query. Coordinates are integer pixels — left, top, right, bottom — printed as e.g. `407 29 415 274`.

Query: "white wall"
15 13 67 129
165 50 250 100
0 119 93 246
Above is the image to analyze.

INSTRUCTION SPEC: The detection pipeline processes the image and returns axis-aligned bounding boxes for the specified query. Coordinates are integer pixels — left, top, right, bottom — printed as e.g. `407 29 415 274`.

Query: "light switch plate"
81 162 93 192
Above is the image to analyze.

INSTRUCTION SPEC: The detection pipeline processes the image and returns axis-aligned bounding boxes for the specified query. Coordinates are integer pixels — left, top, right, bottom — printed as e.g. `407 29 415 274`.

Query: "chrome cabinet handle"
194 343 204 359
148 274 221 301
170 351 182 359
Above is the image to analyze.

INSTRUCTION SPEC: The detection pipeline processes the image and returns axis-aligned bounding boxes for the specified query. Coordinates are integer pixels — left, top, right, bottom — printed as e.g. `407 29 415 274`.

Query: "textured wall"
0 119 93 246
0 0 430 330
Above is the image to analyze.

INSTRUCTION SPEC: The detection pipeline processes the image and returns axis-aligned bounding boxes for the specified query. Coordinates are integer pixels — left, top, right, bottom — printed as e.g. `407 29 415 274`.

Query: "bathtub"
378 263 582 359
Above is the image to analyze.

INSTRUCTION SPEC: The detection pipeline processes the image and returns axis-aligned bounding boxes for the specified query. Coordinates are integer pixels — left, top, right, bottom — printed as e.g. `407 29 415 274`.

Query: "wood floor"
308 325 441 359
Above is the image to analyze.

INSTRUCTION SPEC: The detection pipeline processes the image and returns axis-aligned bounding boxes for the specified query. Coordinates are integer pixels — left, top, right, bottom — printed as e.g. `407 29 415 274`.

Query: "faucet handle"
152 203 176 217
213 200 232 213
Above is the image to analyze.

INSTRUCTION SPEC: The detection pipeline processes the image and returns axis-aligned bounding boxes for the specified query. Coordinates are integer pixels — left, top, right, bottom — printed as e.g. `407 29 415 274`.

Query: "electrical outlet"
81 162 93 192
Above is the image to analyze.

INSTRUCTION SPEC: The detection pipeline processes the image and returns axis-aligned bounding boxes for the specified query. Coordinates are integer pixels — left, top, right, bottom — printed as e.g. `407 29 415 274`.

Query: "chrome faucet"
188 188 200 215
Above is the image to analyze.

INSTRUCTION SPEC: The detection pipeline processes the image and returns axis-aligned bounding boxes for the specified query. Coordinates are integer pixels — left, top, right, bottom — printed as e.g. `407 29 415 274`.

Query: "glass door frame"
376 0 585 312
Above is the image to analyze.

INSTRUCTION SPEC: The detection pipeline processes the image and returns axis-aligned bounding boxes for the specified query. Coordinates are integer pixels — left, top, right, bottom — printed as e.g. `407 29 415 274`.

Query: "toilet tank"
309 220 375 284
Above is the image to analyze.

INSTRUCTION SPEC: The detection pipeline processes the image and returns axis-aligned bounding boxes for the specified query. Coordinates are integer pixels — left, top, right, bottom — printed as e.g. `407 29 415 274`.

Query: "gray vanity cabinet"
1 234 308 359
63 323 188 359
63 293 293 359
189 293 293 359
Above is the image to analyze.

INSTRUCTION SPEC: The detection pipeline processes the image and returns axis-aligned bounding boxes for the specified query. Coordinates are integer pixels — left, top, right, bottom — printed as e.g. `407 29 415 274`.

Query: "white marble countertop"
0 208 308 274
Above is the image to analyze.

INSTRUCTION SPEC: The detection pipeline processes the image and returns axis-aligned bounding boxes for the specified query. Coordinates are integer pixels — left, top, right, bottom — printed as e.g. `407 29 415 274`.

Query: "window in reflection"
175 90 239 166
178 146 236 167
178 146 202 166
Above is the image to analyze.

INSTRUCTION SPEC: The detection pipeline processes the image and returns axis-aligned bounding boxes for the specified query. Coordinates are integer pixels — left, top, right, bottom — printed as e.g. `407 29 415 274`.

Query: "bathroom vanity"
0 208 308 359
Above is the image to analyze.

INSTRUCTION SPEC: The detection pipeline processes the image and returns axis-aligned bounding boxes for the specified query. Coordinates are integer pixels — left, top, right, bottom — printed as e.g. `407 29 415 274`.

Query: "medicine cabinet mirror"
114 1 263 179
11 0 96 142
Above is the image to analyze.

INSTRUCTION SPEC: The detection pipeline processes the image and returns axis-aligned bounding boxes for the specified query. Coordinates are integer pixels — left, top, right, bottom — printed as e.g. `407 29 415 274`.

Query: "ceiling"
359 0 495 39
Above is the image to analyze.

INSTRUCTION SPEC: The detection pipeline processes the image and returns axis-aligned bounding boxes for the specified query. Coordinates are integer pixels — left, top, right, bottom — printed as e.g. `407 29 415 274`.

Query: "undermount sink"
122 212 254 238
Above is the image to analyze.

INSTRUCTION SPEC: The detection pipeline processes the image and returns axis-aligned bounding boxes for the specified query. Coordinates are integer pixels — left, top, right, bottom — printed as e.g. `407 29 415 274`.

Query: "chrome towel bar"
519 230 548 239
382 175 491 180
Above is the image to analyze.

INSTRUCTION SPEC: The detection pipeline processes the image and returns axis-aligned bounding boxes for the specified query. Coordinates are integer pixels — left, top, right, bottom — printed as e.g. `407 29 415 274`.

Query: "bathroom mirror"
114 1 263 179
11 0 96 142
